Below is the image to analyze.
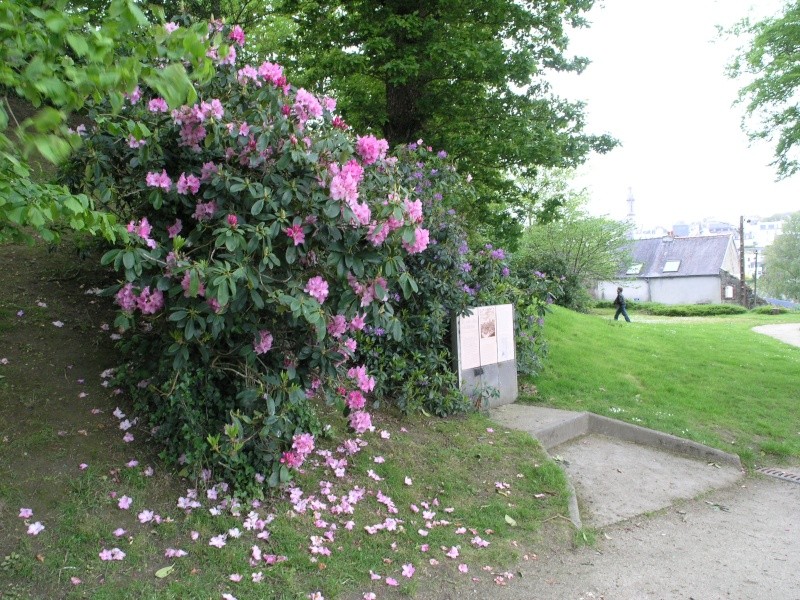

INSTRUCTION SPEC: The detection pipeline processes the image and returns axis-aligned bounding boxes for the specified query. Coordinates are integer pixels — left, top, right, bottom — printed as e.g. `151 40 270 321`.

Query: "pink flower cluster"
177 173 201 195
401 227 430 254
329 160 364 205
285 223 305 246
293 89 323 124
145 170 172 191
356 135 389 165
304 276 329 304
253 330 273 355
115 283 165 315
126 217 157 249
281 432 316 469
171 99 224 150
347 274 389 307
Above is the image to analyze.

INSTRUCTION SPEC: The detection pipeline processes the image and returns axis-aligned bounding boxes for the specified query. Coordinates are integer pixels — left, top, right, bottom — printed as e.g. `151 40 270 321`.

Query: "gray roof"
624 235 733 279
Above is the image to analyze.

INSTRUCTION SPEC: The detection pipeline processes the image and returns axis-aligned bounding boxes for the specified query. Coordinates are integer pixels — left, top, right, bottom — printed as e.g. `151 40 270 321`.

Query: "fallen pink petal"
18 508 33 519
458 563 469 573
401 563 415 578
385 577 399 587
27 522 45 536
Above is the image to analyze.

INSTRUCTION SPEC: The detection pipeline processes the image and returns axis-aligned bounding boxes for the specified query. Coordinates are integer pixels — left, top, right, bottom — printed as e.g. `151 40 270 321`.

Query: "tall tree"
729 1 800 179
512 186 632 311
761 212 800 301
274 0 616 247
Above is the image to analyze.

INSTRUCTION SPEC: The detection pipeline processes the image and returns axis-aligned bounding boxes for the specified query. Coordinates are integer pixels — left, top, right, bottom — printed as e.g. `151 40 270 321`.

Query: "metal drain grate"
757 467 800 484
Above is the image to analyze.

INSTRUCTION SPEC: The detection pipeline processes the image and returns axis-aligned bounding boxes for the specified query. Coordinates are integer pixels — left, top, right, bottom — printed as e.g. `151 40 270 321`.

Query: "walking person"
613 286 631 322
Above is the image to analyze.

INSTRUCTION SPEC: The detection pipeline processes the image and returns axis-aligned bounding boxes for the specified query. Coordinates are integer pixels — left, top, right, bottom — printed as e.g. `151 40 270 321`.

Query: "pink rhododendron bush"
60 20 555 492
58 21 430 490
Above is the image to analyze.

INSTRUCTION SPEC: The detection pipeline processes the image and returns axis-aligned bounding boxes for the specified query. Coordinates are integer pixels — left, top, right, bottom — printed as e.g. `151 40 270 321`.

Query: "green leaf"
66 33 89 57
155 565 175 578
504 514 517 527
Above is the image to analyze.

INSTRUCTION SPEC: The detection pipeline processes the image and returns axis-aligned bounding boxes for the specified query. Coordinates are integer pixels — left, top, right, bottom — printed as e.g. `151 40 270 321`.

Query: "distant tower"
625 187 636 239
626 187 635 221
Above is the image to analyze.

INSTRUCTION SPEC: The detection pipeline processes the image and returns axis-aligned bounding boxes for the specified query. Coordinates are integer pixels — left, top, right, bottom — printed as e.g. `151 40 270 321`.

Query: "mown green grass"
522 306 800 466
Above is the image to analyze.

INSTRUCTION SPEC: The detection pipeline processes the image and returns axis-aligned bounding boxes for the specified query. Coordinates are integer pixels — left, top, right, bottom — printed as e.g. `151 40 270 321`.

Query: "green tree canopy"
511 174 632 310
272 0 617 247
761 212 800 301
729 1 800 179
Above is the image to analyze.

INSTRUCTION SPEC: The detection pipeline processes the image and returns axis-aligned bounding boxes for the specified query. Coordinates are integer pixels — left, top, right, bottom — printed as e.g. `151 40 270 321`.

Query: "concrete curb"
535 411 742 470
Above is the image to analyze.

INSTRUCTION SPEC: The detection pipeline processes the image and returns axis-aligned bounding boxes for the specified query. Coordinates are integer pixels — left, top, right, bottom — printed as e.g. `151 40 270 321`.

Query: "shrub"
59 19 555 491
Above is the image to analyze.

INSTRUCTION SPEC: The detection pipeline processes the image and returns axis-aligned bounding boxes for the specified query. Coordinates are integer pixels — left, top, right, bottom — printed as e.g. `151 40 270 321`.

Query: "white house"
597 235 741 305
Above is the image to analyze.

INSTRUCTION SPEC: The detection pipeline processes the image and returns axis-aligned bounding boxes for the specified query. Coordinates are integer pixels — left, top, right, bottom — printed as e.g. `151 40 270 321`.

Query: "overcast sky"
550 0 800 228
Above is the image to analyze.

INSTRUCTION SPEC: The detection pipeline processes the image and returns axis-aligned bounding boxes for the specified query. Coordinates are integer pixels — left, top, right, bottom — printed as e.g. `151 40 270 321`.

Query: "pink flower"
27 522 45 535
165 548 188 558
227 214 238 227
403 198 423 223
347 365 375 393
149 98 169 112
304 276 329 304
385 577 399 587
401 563 415 578
229 573 243 582
70 576 82 585
284 224 305 245
192 200 217 221
136 287 164 314
176 173 201 195
346 390 366 410
123 432 134 443
209 534 227 548
113 528 126 537
356 135 389 165
459 563 469 573
349 410 372 434
253 330 273 355
292 433 315 456
18 508 33 519
79 463 88 470
404 476 413 486
118 495 132 510
446 546 459 559
164 21 179 33
229 25 245 46
402 227 430 254
138 510 154 523
363 594 376 600
145 170 172 191
99 547 125 561
293 89 323 123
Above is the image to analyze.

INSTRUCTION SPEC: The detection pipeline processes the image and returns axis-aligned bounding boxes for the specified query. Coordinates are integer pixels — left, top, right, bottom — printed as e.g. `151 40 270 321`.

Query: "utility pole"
754 249 758 306
739 216 746 306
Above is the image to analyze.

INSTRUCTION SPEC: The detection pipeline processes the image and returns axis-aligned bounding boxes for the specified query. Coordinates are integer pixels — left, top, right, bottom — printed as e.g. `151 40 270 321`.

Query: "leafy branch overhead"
0 0 215 243
729 1 800 180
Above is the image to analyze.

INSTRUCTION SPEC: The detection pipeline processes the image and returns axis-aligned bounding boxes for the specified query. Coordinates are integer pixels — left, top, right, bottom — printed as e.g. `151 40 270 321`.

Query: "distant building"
597 234 741 305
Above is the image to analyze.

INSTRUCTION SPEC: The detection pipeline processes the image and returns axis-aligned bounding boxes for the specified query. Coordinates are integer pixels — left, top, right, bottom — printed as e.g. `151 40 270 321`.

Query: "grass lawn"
521 306 800 467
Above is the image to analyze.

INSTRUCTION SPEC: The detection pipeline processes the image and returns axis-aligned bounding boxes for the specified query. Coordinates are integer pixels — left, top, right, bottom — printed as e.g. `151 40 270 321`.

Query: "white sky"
550 0 800 228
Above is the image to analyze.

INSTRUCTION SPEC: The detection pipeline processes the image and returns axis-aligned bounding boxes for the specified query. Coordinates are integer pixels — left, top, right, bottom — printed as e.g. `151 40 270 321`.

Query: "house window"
626 263 643 275
725 285 734 299
663 260 680 272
